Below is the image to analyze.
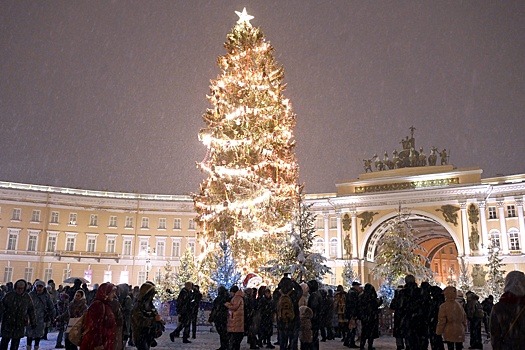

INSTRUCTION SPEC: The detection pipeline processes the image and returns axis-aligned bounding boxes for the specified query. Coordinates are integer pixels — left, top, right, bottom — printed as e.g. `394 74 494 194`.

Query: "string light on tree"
194 8 300 271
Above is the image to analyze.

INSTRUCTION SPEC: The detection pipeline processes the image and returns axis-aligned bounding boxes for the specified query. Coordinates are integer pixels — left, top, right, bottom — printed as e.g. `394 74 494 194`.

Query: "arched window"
488 229 500 248
508 227 521 251
329 237 338 258
314 237 324 254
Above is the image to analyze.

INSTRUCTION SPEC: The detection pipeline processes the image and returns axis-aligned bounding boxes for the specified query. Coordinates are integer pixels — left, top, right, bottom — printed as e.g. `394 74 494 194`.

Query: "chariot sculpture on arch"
362 127 450 172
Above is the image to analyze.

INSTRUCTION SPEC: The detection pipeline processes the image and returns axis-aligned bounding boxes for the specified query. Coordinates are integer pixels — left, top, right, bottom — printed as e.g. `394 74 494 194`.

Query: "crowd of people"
0 270 523 350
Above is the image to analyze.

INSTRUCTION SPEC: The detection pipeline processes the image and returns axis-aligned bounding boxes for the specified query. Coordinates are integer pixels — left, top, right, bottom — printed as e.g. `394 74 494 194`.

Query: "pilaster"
460 202 470 256
497 200 510 254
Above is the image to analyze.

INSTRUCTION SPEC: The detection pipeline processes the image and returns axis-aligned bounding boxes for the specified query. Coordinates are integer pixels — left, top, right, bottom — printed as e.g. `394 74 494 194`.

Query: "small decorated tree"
155 260 178 302
208 240 242 297
174 249 199 293
342 261 360 289
485 238 506 299
457 257 472 295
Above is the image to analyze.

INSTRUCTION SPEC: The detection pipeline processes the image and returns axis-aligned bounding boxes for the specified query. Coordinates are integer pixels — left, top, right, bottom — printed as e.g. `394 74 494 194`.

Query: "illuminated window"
329 238 338 257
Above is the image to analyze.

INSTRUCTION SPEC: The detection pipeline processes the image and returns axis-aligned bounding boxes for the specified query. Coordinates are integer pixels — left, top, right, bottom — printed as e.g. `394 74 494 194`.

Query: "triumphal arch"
306 130 525 286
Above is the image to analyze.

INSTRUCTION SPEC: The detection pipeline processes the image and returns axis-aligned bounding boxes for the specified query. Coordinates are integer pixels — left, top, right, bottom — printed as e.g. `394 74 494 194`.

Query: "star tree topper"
235 7 254 25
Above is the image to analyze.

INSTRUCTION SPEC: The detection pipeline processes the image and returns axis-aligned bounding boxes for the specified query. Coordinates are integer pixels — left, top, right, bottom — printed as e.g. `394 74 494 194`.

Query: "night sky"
1 1 524 196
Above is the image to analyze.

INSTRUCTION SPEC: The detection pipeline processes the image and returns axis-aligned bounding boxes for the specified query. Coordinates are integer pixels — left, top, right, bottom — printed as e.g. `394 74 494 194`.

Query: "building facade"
1 164 524 288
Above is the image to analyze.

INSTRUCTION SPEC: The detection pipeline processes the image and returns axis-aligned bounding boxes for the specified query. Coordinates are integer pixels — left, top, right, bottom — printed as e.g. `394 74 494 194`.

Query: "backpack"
277 291 295 324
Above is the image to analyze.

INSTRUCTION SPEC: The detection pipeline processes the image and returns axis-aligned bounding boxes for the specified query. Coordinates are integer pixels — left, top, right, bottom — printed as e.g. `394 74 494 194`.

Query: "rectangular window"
187 241 195 254
123 240 132 256
69 213 77 225
7 233 18 251
31 210 41 222
89 214 98 226
125 216 133 228
44 268 52 283
12 208 21 221
109 216 117 227
172 241 181 257
156 241 165 257
3 267 13 283
50 211 59 224
28 235 38 252
137 271 146 286
24 267 33 282
188 219 196 230
47 235 57 252
173 218 181 230
87 237 96 252
141 217 149 229
158 218 167 229
329 217 337 229
63 269 71 282
488 206 497 220
434 263 439 273
104 270 112 282
509 231 521 251
107 238 116 253
507 205 517 218
66 236 75 251
139 241 148 254
316 217 324 229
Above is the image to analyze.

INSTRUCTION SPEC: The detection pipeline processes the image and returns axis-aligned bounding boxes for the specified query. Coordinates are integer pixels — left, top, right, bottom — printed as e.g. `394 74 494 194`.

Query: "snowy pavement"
20 324 488 350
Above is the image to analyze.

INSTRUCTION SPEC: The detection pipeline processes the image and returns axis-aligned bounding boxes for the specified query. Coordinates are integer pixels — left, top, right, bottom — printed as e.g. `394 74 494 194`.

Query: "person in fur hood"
436 286 467 350
490 270 525 350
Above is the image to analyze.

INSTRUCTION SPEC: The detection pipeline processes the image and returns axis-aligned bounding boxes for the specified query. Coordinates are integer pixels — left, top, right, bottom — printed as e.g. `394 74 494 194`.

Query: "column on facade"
460 202 470 256
336 211 343 259
515 197 525 254
478 201 489 254
324 213 330 257
497 200 510 254
351 211 358 259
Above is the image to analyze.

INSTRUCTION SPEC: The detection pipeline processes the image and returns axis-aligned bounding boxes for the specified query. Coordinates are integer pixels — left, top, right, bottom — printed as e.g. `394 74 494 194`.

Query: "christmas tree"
174 248 198 293
485 238 506 299
457 257 472 294
342 261 360 289
372 209 433 285
207 240 242 297
193 8 300 271
155 260 177 302
266 197 331 283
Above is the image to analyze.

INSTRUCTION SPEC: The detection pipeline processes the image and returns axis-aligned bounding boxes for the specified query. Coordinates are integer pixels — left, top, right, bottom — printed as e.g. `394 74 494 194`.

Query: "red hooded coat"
80 283 117 350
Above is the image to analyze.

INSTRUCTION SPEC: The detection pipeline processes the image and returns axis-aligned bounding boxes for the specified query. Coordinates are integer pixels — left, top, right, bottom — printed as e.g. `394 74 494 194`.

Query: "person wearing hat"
344 281 362 348
131 282 164 350
0 279 36 350
334 285 348 340
26 280 55 350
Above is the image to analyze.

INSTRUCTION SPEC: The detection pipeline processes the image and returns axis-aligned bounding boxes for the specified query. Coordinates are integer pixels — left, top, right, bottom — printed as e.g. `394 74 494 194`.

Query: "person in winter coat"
117 284 133 347
209 286 230 350
257 287 275 349
428 286 445 350
389 285 406 350
396 275 424 350
464 291 484 349
131 282 164 350
169 281 194 343
357 283 382 350
319 288 334 341
436 286 467 350
344 281 362 348
299 306 313 350
306 280 322 350
26 280 56 350
333 285 347 340
275 276 302 350
480 295 493 338
54 293 70 348
0 279 36 350
80 282 117 350
109 289 124 350
490 270 525 350
65 290 88 350
225 285 245 350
